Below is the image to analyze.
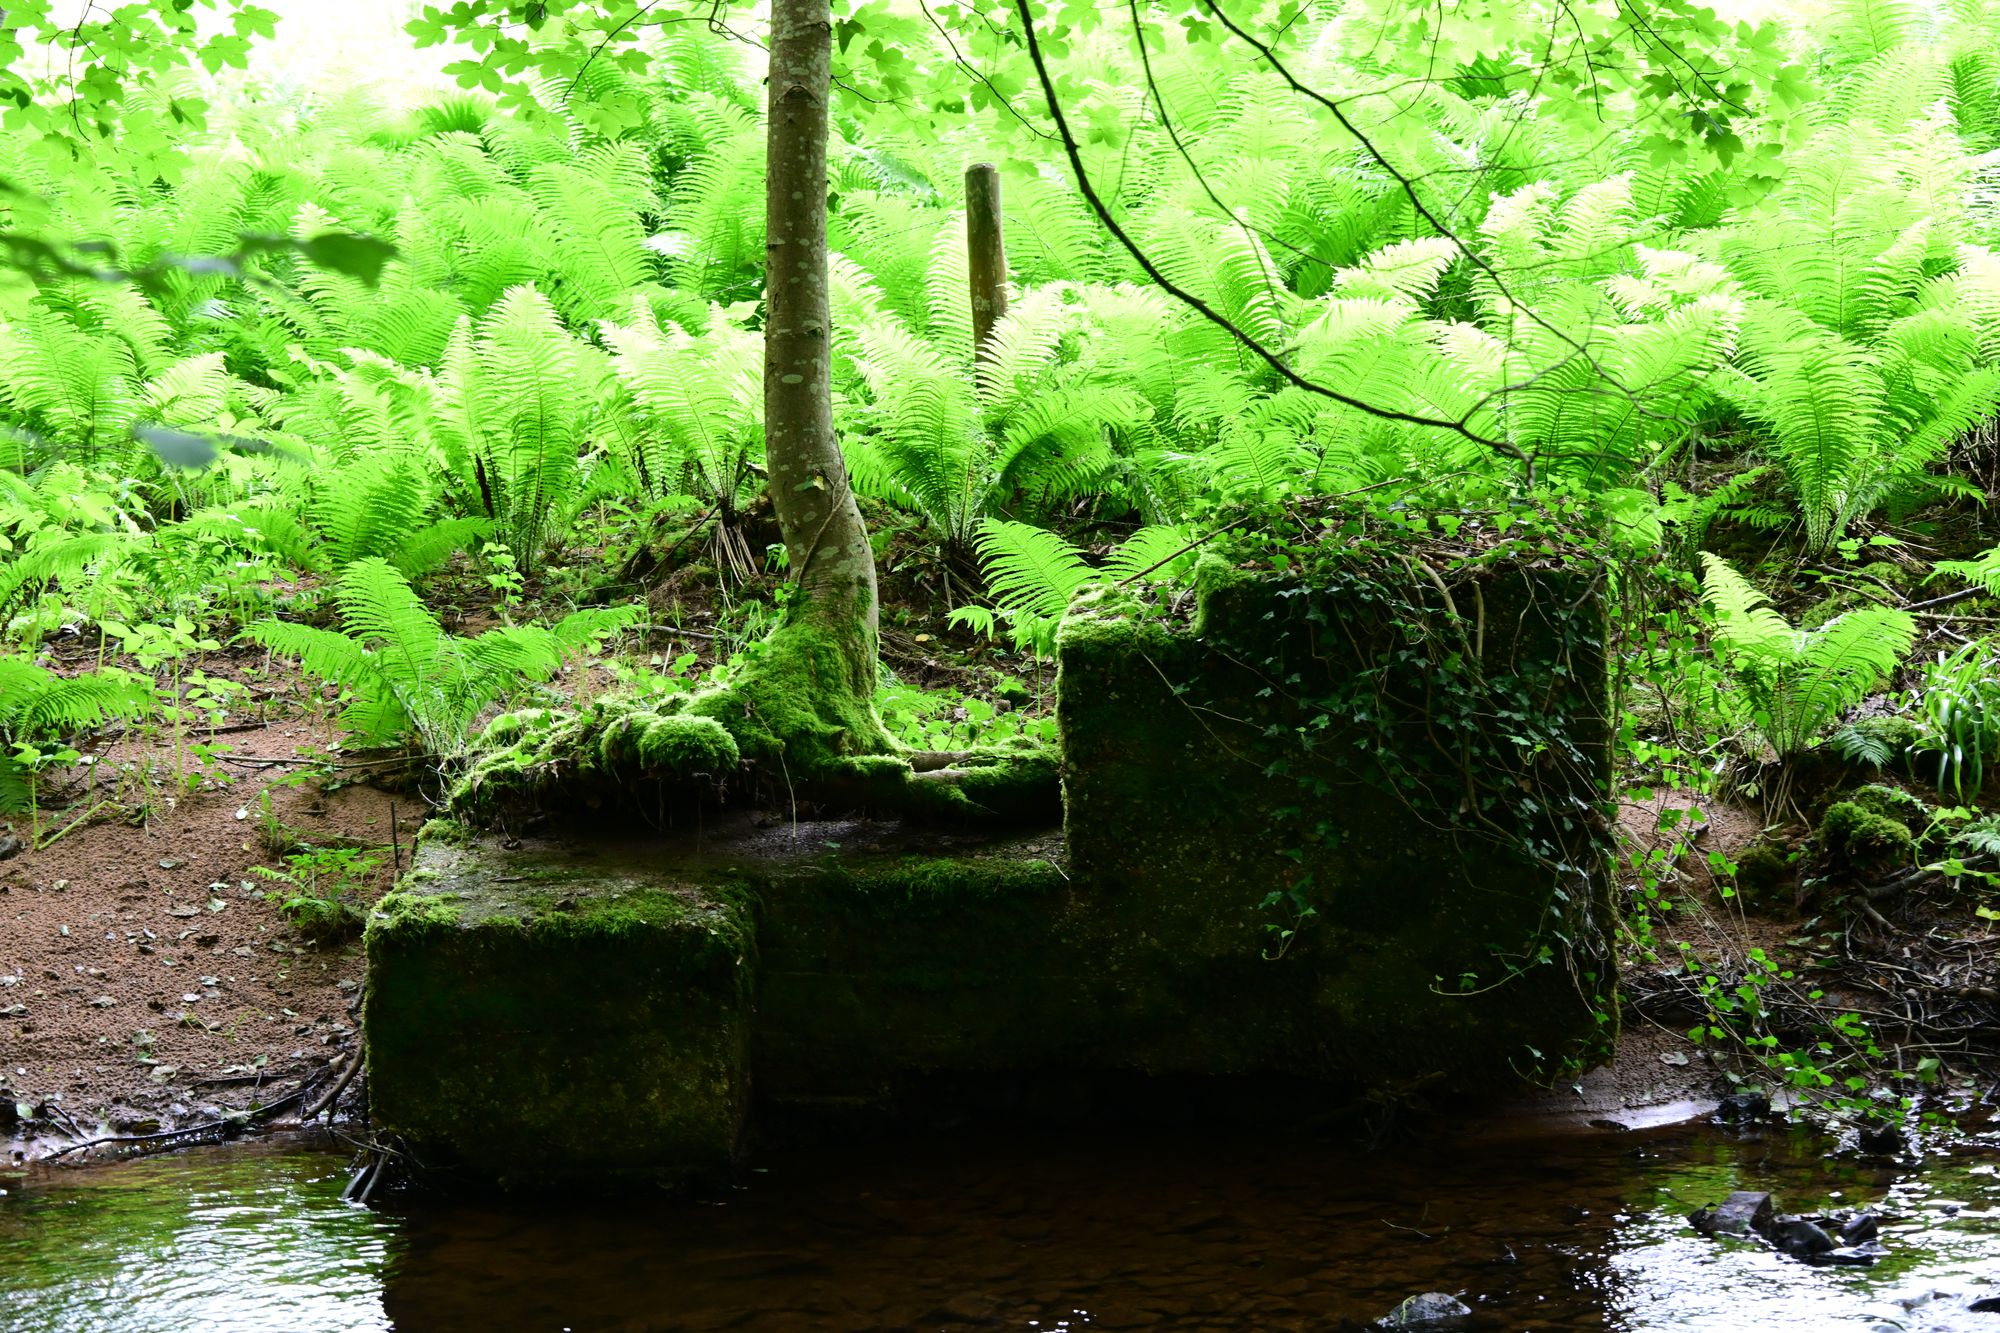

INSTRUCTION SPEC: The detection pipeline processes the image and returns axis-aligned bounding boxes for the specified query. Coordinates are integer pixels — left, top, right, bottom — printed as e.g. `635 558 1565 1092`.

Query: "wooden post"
965 163 1007 363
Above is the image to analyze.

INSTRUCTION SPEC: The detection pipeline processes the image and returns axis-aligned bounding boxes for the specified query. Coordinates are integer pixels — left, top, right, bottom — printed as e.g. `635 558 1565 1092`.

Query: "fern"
1701 554 1916 759
428 286 601 574
959 520 1097 655
0 658 151 813
245 558 638 759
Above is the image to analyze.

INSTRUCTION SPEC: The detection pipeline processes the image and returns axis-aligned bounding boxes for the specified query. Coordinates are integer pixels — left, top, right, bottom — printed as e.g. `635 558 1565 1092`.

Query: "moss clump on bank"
1844 783 1928 831
1820 800 1915 871
416 817 475 846
1733 838 1795 904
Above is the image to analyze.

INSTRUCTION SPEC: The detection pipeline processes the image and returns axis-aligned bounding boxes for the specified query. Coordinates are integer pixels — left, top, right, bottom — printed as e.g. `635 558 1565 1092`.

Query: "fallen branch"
304 1048 364 1121
41 1088 306 1162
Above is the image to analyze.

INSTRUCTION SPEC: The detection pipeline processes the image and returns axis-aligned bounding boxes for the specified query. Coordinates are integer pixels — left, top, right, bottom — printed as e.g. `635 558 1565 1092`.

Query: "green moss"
364 888 462 942
640 714 738 768
1820 800 1915 870
1733 838 1794 903
416 817 475 847
687 616 892 779
898 748 1062 824
1859 560 1918 590
515 885 753 955
1844 783 1927 830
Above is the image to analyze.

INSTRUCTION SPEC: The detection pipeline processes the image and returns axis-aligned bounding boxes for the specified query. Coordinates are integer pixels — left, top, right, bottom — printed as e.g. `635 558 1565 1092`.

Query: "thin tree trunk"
765 0 878 646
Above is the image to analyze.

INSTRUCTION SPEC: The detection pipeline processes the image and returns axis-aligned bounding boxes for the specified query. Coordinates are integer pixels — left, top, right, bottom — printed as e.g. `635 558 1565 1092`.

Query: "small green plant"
478 541 525 621
876 679 1056 750
249 846 384 945
1908 641 2000 801
1679 943 1891 1119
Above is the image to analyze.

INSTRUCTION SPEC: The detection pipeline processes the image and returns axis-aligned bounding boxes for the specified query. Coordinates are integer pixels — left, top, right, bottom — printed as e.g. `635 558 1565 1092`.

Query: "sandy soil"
2 659 403 1163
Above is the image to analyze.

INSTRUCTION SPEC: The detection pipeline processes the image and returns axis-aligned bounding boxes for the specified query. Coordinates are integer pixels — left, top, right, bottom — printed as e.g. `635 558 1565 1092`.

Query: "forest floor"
1 650 402 1164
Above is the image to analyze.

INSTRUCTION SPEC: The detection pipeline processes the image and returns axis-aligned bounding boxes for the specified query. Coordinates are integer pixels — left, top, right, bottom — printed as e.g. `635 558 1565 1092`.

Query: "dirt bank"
3 666 399 1165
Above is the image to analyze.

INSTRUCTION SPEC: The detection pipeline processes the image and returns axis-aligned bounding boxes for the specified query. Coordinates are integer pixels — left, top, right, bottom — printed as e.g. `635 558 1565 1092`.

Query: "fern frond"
393 517 493 579
975 519 1096 623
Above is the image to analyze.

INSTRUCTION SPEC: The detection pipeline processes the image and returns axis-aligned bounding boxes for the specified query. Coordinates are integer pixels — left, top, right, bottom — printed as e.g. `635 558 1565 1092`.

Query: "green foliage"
245 558 637 760
1909 642 2000 801
429 287 605 574
956 519 1194 655
1831 714 1923 771
0 658 151 812
248 846 383 945
1700 554 1915 759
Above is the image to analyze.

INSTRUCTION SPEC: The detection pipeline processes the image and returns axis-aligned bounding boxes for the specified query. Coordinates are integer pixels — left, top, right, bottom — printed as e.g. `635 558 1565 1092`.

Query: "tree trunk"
699 0 891 783
765 0 878 647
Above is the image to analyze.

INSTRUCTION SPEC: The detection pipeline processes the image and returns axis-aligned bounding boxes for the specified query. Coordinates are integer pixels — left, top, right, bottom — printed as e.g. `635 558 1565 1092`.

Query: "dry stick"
966 163 1008 365
1906 585 1990 612
33 798 116 852
388 800 401 879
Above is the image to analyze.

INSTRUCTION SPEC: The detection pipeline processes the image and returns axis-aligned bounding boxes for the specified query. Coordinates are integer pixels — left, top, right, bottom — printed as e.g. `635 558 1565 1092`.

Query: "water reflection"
0 1142 394 1333
3 1122 2000 1331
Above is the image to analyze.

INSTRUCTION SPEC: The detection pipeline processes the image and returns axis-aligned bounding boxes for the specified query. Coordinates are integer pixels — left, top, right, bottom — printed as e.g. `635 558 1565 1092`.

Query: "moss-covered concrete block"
747 843 1092 1098
365 538 1619 1191
364 843 753 1190
1056 554 1617 1091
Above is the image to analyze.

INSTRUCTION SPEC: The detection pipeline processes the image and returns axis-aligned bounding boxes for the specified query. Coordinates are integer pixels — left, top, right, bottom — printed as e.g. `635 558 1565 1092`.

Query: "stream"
4 1116 2000 1331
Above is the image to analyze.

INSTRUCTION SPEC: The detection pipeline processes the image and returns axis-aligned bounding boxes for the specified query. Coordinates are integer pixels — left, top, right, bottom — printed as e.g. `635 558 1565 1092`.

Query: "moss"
1733 838 1794 904
514 884 753 955
897 748 1062 825
687 616 892 780
451 695 740 818
364 887 462 943
1859 560 1918 590
1799 588 1876 632
1844 783 1927 831
1820 800 1914 870
640 714 738 768
416 817 475 847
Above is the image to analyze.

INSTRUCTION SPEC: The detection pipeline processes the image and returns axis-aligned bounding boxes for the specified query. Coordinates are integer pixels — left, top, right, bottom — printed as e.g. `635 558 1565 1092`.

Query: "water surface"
5 1119 2000 1330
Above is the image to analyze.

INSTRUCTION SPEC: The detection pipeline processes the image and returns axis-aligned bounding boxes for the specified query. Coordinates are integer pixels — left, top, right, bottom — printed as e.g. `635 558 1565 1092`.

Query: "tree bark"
765 0 879 649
